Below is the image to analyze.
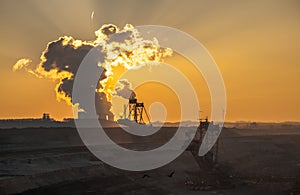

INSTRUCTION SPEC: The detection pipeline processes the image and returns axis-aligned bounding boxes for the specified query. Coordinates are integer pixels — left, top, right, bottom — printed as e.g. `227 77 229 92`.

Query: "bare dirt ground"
0 126 299 194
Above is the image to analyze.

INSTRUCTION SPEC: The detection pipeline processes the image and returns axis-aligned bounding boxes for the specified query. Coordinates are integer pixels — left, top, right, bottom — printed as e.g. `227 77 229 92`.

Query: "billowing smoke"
13 58 32 72
13 24 172 120
97 24 173 102
37 36 95 104
115 79 136 99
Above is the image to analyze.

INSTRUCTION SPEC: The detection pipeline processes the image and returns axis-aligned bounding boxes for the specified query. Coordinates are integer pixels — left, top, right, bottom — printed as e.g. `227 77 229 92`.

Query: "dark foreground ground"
0 126 299 194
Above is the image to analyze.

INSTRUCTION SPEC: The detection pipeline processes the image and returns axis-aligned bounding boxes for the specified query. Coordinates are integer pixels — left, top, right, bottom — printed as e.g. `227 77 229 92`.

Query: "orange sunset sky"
0 0 299 122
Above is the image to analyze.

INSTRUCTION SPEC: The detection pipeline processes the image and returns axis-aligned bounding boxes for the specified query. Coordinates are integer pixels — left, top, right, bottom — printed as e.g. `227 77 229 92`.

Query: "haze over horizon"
0 0 299 122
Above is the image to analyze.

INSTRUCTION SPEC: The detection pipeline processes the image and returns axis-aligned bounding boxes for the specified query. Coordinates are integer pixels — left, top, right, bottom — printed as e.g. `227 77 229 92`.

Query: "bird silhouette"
168 171 175 177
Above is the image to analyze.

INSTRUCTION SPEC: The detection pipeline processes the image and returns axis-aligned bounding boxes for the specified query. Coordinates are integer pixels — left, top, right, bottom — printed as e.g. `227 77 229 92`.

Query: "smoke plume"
13 58 32 72
13 24 172 120
115 79 136 99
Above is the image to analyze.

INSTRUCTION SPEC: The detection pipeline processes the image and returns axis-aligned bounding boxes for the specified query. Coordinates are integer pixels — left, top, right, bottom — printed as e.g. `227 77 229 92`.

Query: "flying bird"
168 171 175 177
142 174 150 178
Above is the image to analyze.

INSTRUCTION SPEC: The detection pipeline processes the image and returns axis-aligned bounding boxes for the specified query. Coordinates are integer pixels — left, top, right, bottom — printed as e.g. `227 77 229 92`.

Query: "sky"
0 0 299 122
